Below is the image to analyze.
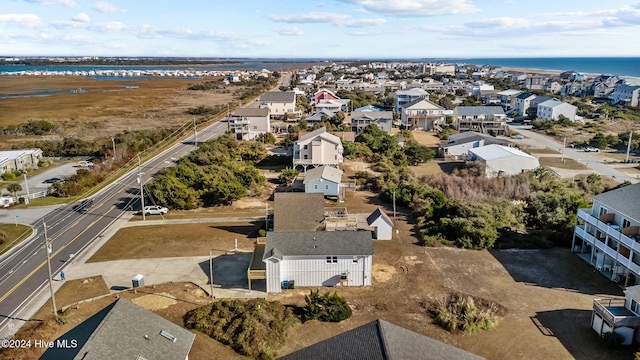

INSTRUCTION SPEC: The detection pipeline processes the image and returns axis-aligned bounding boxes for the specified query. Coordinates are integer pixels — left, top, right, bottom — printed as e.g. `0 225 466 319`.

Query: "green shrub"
301 290 352 323
435 294 502 333
1 172 16 181
258 229 266 237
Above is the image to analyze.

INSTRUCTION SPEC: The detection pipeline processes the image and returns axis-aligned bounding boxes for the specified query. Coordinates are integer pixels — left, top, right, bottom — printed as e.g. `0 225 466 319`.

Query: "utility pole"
209 250 214 300
392 191 396 220
137 154 145 221
23 171 30 197
111 136 116 161
43 222 57 317
561 133 566 163
625 131 633 163
227 103 230 132
193 117 198 149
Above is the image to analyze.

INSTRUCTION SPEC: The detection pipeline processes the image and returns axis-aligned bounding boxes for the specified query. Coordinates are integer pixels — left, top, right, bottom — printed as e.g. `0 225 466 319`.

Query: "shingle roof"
468 144 537 161
367 208 393 226
263 231 374 260
354 105 384 112
278 319 485 360
274 193 325 231
497 89 523 96
351 111 393 121
304 165 343 185
260 91 296 103
403 98 444 111
445 131 513 146
232 107 270 117
592 183 640 221
41 298 195 360
298 126 328 142
455 106 505 116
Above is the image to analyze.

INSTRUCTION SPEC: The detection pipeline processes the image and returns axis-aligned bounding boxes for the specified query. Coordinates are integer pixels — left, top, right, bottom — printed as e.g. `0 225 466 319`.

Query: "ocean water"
438 57 640 78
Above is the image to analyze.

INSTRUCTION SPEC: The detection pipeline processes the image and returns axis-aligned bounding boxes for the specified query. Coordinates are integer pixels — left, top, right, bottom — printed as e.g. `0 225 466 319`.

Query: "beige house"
0 149 43 175
453 106 508 135
230 108 271 140
400 98 446 131
293 127 343 171
259 91 297 119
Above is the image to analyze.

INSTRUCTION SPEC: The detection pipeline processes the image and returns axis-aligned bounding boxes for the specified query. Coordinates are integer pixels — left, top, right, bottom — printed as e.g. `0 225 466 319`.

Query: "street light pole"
111 136 116 161
23 171 29 197
137 154 145 221
561 133 566 163
193 118 198 149
43 222 57 317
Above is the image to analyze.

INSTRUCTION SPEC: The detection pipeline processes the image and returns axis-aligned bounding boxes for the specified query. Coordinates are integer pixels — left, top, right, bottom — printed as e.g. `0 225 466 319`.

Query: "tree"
7 183 22 199
278 167 299 186
404 143 435 165
590 133 609 149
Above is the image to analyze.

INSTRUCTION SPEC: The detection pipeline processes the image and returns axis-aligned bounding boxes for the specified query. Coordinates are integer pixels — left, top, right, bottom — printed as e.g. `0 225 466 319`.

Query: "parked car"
43 177 63 184
143 205 168 215
77 160 94 167
584 147 600 152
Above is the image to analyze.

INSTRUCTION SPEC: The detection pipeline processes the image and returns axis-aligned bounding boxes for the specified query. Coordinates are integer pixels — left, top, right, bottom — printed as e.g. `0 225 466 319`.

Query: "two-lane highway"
0 120 228 335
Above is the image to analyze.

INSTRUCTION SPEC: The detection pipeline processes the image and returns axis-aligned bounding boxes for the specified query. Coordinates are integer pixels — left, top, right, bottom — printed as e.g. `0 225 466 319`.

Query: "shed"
366 208 394 240
468 144 540 177
303 165 343 196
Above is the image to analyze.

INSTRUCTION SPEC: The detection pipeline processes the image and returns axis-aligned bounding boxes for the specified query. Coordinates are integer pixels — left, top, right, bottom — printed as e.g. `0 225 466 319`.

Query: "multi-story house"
229 108 270 140
313 88 340 105
524 76 545 90
351 111 393 134
453 106 508 135
543 81 562 94
572 183 640 287
293 127 343 171
536 99 577 121
587 75 622 98
561 82 584 97
497 89 522 111
612 85 640 107
0 149 44 175
514 92 536 116
259 91 297 119
394 88 429 113
400 98 446 131
591 286 640 345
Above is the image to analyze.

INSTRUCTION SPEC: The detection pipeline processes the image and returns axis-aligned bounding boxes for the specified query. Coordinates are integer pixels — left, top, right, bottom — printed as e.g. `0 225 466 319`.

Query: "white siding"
371 218 393 240
266 259 281 293
278 255 372 289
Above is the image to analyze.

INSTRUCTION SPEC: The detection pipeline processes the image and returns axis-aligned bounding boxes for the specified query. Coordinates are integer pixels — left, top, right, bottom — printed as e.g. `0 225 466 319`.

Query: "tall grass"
435 294 502 333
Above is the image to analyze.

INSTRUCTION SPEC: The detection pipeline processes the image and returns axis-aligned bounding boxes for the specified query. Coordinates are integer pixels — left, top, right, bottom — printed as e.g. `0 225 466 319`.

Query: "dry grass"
0 76 234 149
525 147 561 154
411 131 441 147
539 157 588 170
0 224 33 255
410 161 445 178
49 276 110 309
87 222 260 262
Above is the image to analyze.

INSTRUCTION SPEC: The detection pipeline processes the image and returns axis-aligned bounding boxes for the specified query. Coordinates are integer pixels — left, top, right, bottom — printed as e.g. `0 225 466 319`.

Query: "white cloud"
72 12 91 23
93 1 126 13
268 11 385 28
23 0 76 7
273 26 304 36
343 18 386 27
338 0 479 17
0 14 42 28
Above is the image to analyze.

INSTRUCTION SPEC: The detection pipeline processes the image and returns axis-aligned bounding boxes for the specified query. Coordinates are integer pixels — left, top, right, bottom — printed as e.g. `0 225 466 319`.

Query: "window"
353 256 358 263
326 256 337 263
325 185 329 190
632 299 640 315
253 126 257 130
599 207 608 216
314 185 318 190
304 145 308 150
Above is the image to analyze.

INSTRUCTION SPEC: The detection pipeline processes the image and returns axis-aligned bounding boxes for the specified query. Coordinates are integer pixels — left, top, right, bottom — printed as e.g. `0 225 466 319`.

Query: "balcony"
593 298 640 329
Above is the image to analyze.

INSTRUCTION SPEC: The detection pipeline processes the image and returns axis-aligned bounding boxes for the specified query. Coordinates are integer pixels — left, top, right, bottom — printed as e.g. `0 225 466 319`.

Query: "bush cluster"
301 290 352 323
435 294 502 333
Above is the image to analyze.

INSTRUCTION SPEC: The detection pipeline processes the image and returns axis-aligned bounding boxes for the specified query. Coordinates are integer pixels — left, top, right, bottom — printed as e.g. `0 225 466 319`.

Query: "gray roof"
278 319 485 360
455 106 505 116
625 285 640 302
443 132 513 148
274 192 325 231
263 231 374 260
41 298 195 360
304 165 343 185
592 183 640 221
232 107 270 117
260 91 296 103
351 111 393 121
367 208 393 226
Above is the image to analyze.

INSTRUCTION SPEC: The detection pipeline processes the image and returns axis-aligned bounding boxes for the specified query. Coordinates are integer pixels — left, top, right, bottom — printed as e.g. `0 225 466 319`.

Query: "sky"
2 0 640 58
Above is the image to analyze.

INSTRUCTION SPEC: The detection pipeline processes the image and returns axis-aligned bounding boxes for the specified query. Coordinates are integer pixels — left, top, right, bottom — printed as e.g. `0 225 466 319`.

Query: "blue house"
304 165 343 197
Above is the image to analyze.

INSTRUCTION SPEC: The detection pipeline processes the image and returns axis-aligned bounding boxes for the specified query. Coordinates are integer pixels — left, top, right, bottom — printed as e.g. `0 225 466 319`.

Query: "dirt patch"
39 275 110 310
539 157 588 170
411 131 442 147
232 198 266 209
132 292 177 311
372 263 397 283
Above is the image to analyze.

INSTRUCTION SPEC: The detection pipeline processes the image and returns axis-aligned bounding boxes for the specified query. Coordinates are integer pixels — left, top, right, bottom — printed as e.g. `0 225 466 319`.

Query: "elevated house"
262 231 374 293
453 106 508 135
304 165 343 197
280 319 485 360
592 286 640 345
536 99 577 121
524 76 545 90
514 92 537 117
350 111 393 134
587 75 623 98
440 131 514 159
293 127 343 171
468 144 540 177
315 99 350 112
259 91 297 119
573 183 640 286
394 88 429 114
497 89 523 111
400 98 446 131
612 85 640 107
41 298 195 360
229 107 270 140
314 88 340 105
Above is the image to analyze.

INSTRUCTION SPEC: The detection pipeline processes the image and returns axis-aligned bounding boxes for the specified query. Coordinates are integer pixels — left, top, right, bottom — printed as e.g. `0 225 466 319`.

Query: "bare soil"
0 76 235 149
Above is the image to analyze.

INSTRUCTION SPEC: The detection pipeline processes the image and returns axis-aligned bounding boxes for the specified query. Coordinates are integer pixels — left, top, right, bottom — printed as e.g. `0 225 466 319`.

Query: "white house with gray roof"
400 98 446 131
573 183 640 287
229 107 271 140
395 87 429 113
366 208 393 240
536 99 577 121
304 165 343 196
259 91 297 119
263 231 374 293
612 84 640 107
440 131 514 159
293 127 343 171
468 144 540 177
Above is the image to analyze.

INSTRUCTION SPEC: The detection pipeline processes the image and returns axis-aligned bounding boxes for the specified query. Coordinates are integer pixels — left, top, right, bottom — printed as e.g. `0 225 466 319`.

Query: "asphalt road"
509 124 639 184
0 120 228 335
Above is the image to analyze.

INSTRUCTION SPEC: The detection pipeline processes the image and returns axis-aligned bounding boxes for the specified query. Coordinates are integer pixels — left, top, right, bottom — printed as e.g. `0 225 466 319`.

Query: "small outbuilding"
366 208 394 240
303 165 343 196
468 144 540 177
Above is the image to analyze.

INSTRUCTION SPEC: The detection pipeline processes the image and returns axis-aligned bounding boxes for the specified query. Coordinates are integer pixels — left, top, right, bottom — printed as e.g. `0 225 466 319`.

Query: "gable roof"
304 165 343 185
232 107 270 117
306 109 336 121
260 91 296 103
592 183 640 221
351 111 393 120
263 231 374 260
278 319 485 360
298 126 328 142
497 89 523 96
404 98 444 111
274 193 325 232
354 105 383 112
41 298 195 360
396 88 428 97
469 144 537 161
538 99 574 109
455 106 505 116
297 126 342 145
367 208 393 227
442 132 513 148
